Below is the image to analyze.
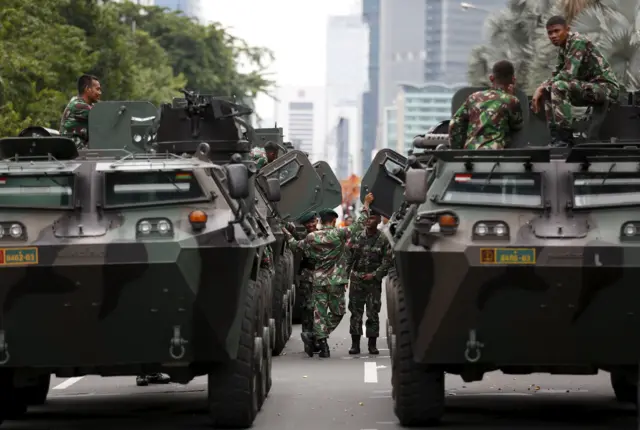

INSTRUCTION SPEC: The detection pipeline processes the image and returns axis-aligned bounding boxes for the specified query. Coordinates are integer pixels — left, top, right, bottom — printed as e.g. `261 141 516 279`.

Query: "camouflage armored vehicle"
0 94 325 427
250 128 342 325
360 87 640 426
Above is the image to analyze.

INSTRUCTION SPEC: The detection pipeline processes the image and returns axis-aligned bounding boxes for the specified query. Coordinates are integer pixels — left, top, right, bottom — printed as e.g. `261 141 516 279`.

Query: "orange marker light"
438 214 457 227
188 210 208 224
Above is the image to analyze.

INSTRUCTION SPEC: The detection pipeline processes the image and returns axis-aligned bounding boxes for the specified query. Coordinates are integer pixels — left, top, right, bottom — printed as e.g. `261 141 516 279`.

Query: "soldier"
283 212 319 344
251 141 280 170
60 74 102 149
282 193 375 358
347 211 393 355
449 60 523 150
531 15 620 146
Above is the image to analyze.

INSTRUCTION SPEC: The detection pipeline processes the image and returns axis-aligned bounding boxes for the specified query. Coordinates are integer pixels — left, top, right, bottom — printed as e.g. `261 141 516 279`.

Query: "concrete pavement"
4 294 636 429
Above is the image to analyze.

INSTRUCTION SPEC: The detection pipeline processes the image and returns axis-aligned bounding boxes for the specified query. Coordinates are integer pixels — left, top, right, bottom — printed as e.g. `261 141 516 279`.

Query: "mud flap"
313 161 343 210
360 149 407 218
255 150 324 221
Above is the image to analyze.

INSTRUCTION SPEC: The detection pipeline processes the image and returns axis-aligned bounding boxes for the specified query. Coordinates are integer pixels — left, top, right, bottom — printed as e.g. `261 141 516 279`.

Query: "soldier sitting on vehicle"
531 15 620 147
251 141 279 170
60 74 102 149
449 60 523 150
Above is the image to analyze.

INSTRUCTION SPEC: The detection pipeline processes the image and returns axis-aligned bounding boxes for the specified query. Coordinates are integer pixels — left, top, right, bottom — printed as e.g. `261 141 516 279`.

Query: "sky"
203 0 361 118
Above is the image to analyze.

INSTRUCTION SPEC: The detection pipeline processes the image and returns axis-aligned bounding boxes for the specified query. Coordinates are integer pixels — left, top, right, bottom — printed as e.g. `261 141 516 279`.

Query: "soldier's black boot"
549 127 574 148
349 335 361 355
368 337 379 355
318 338 330 358
300 332 315 357
136 375 148 386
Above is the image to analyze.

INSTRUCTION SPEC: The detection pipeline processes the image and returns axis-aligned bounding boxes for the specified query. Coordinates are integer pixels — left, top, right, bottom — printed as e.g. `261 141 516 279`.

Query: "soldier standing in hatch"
531 15 620 147
284 212 319 349
449 60 523 150
251 141 280 170
282 193 374 358
60 74 102 149
347 210 393 355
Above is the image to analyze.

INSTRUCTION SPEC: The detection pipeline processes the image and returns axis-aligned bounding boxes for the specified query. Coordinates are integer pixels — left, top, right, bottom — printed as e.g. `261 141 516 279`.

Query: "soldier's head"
546 15 569 46
78 74 101 103
366 212 381 230
319 209 339 227
344 216 353 226
489 60 515 90
264 141 279 163
298 212 318 232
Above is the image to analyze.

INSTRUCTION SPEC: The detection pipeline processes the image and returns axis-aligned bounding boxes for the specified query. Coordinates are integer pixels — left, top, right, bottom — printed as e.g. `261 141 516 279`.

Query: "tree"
468 0 640 94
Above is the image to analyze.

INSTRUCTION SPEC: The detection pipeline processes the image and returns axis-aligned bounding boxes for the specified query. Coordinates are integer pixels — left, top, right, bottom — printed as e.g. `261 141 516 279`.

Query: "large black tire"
272 255 290 356
392 283 445 427
208 278 262 428
256 269 273 398
23 374 51 406
283 248 295 336
0 370 29 423
611 371 637 404
386 270 400 356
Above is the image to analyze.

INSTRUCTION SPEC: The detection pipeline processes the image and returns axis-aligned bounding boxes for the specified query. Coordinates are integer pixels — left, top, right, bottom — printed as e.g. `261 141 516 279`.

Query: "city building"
383 82 464 155
326 117 352 180
360 0 380 174
153 0 203 21
325 14 368 174
274 86 326 161
424 0 504 83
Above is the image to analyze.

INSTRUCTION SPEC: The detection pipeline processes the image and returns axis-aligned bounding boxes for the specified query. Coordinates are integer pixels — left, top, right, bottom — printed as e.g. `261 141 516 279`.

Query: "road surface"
5 293 636 429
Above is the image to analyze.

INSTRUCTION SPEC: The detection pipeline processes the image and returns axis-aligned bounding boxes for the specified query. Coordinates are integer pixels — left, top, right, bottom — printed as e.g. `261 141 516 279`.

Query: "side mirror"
264 177 281 202
225 164 250 199
404 168 429 204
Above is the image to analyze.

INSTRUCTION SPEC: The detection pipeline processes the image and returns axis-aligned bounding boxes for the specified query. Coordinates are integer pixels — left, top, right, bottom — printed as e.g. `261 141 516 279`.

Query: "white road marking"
52 376 84 390
364 361 378 383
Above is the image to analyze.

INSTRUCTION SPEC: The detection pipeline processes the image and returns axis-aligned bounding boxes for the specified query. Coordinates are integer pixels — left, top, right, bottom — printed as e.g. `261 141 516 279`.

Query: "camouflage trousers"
298 281 314 333
261 245 275 275
312 284 346 340
544 80 613 130
348 281 382 338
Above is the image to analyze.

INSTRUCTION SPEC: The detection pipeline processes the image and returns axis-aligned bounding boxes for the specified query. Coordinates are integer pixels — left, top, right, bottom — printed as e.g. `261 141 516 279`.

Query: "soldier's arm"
339 197 372 241
449 100 470 149
508 97 524 132
373 239 394 282
282 228 313 254
552 39 587 82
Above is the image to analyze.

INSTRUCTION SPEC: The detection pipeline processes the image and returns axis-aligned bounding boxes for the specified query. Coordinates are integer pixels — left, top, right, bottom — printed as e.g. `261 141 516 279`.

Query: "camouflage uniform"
251 147 269 170
59 96 94 149
449 89 524 150
284 209 368 345
284 212 318 334
541 32 620 132
347 229 393 340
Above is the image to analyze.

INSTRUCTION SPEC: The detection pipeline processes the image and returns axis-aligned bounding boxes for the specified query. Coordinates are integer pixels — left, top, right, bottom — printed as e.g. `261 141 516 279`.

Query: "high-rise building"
424 0 504 83
325 14 368 174
326 118 352 180
153 0 203 21
274 86 326 161
360 0 380 174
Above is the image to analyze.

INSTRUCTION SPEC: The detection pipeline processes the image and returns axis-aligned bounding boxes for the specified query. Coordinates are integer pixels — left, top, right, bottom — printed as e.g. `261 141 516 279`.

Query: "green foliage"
467 0 640 95
0 0 274 137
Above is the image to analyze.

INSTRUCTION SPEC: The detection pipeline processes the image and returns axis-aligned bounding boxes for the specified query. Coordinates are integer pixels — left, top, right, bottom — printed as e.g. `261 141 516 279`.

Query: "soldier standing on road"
284 212 319 345
449 60 523 150
531 15 620 147
60 74 102 149
282 193 374 358
347 211 393 355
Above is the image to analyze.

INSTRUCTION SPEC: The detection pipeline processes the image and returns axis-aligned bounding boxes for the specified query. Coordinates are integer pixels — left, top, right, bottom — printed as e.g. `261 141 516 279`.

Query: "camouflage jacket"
284 209 369 286
449 88 523 150
284 222 315 283
347 229 393 283
59 96 93 149
542 32 620 100
250 147 269 170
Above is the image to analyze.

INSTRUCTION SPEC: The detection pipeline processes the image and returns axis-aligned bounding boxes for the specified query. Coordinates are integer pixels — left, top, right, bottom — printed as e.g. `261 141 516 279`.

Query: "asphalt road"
5 291 637 429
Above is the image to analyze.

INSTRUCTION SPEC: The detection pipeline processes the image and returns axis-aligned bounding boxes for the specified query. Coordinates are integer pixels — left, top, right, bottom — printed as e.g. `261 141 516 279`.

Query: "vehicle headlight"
475 223 488 236
138 221 152 234
157 220 171 234
494 223 507 236
9 224 22 238
623 223 637 237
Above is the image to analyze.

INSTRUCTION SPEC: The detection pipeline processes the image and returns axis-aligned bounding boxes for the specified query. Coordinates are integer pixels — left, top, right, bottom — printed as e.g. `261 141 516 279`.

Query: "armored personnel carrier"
0 93 326 427
360 86 640 426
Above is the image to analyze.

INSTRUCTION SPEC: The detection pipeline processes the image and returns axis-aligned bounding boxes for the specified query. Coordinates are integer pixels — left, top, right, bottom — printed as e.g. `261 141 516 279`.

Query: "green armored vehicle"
361 87 640 426
0 94 325 427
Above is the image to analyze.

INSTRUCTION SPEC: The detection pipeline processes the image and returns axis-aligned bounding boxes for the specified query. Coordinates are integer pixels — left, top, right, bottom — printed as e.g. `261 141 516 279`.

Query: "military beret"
298 212 317 224
318 208 339 218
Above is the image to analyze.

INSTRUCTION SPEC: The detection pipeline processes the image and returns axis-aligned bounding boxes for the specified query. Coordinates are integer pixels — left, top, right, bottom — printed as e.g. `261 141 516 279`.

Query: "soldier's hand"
362 273 374 281
364 193 374 205
531 86 544 113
